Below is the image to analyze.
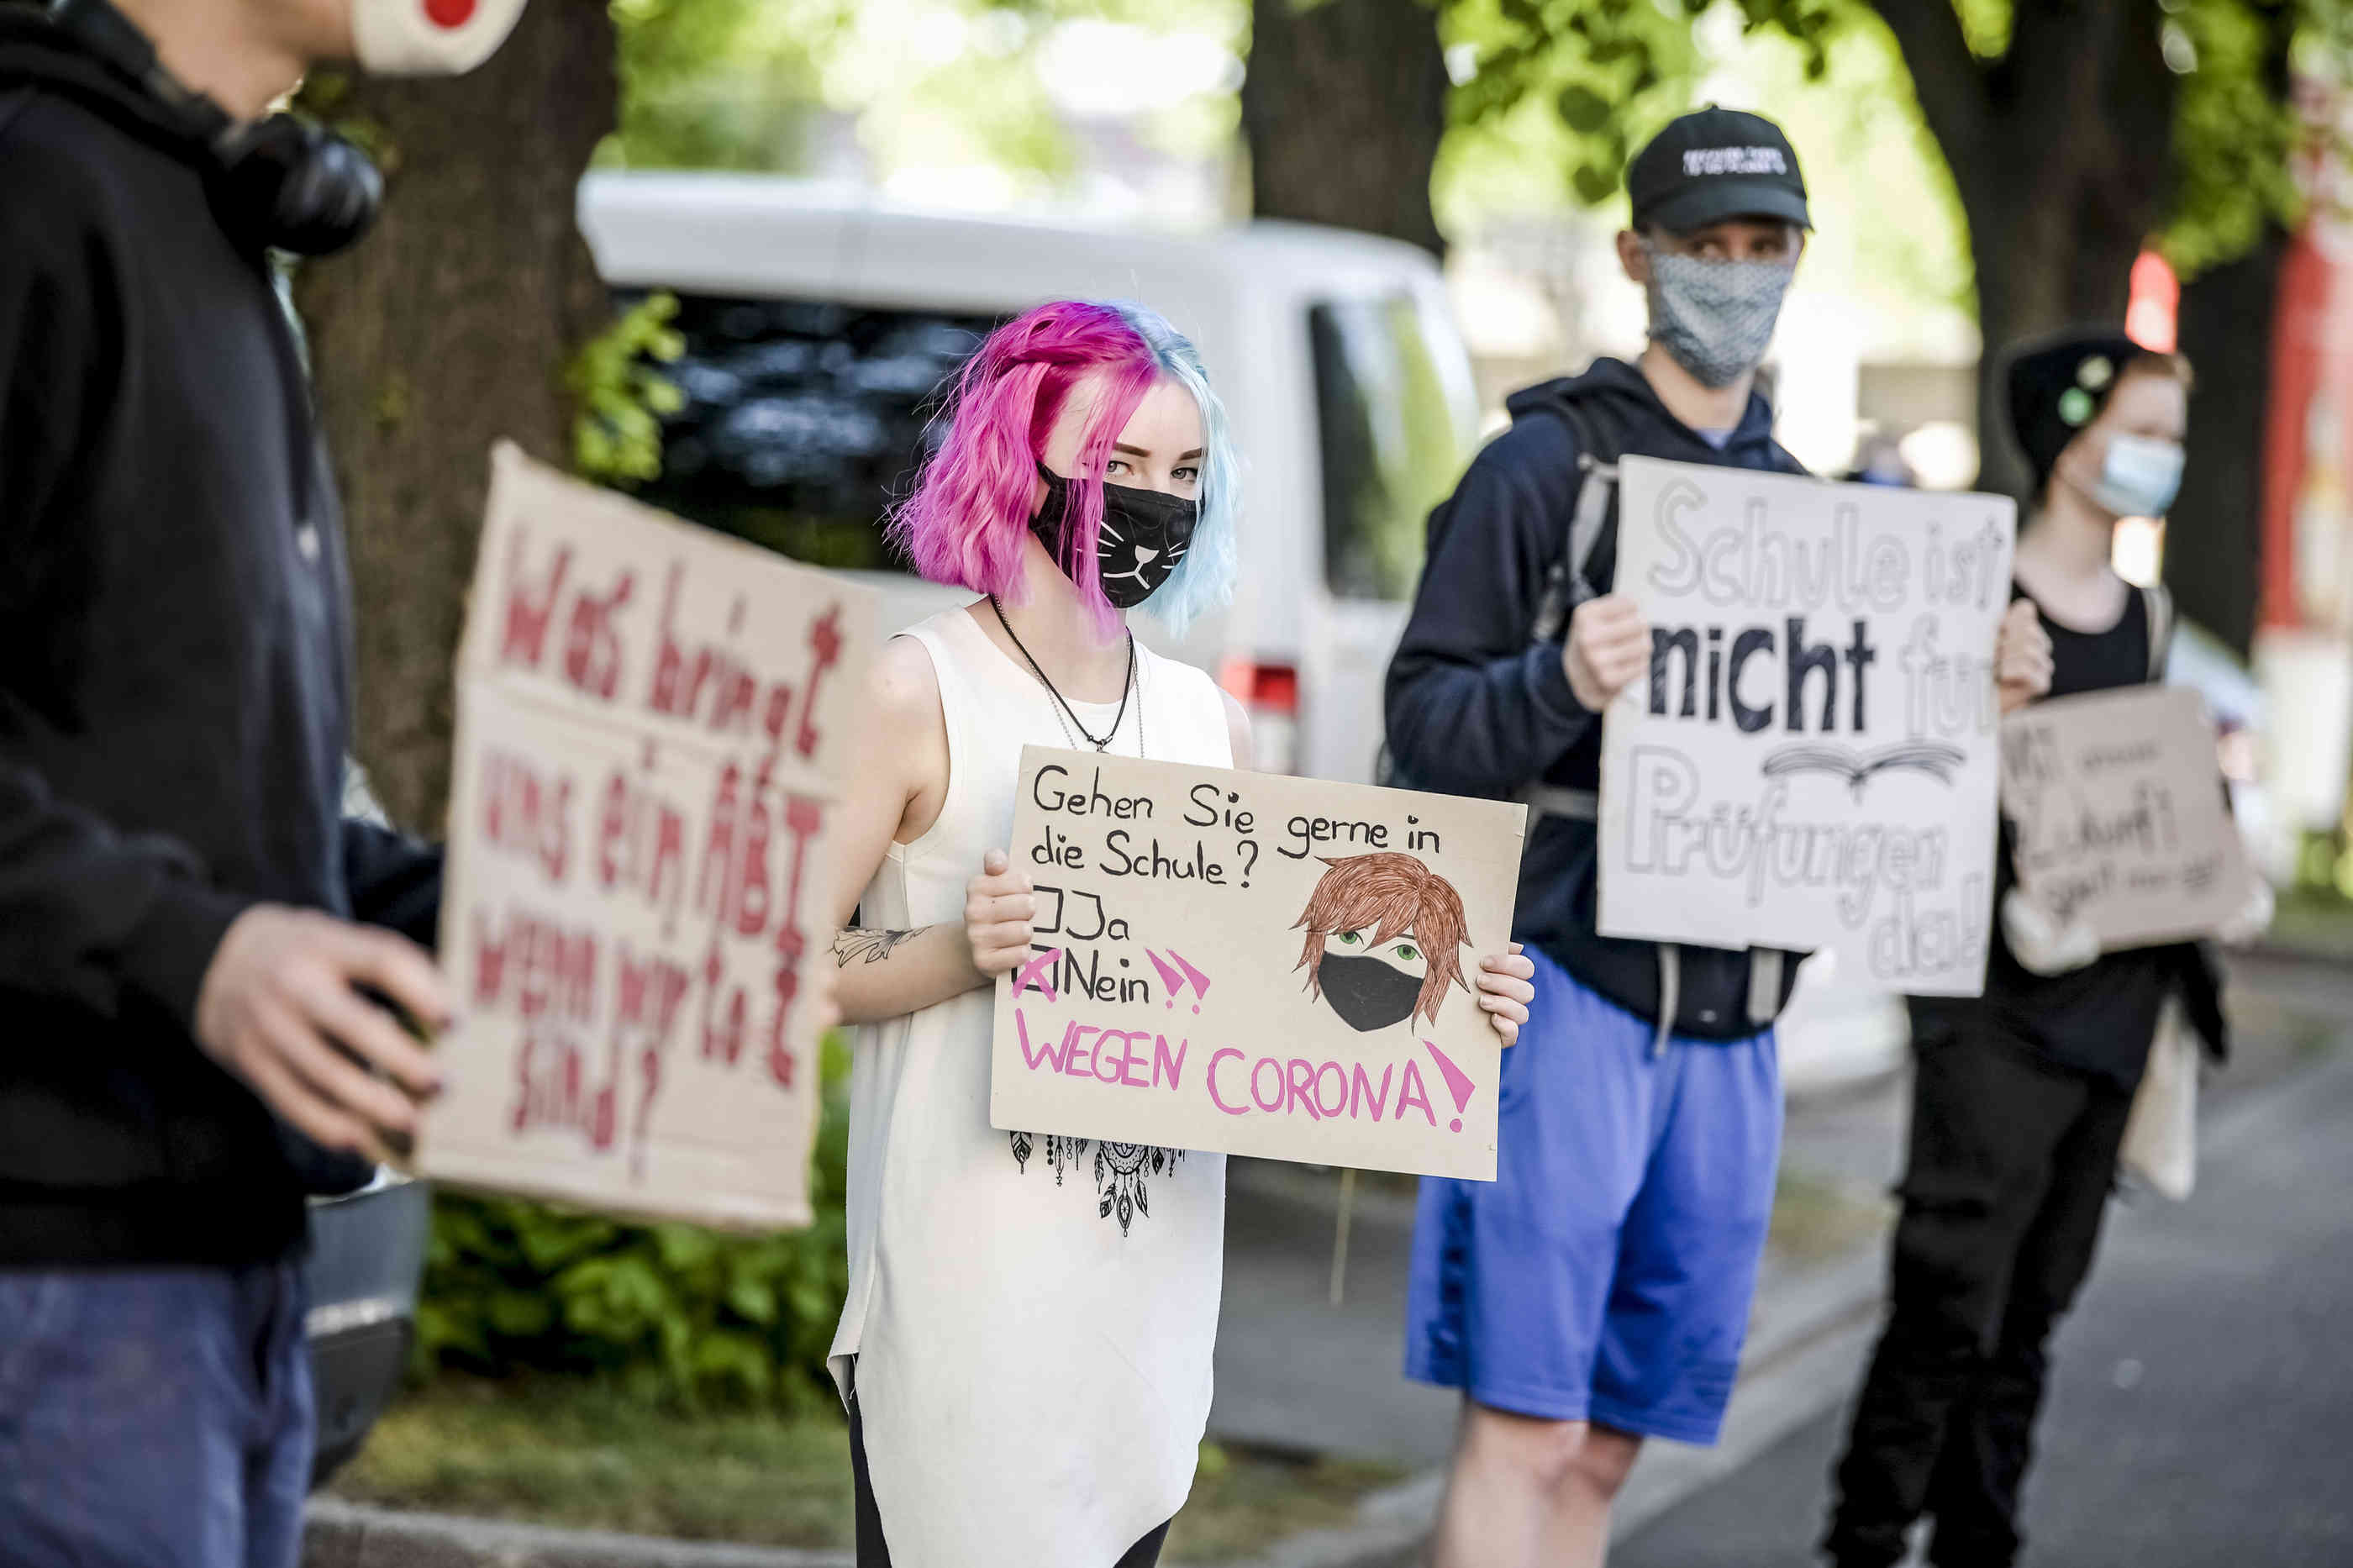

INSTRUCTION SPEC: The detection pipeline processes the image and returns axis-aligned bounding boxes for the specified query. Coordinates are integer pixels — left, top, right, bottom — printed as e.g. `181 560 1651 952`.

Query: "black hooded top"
1386 358 1808 1037
0 13 440 1266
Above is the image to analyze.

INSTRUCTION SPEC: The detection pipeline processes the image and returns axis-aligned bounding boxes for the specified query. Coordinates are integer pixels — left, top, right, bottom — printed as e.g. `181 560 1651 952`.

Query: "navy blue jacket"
1385 358 1807 1036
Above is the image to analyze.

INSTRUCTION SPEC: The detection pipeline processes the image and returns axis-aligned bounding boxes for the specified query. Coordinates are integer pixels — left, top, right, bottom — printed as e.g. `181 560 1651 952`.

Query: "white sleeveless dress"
829 605 1232 1568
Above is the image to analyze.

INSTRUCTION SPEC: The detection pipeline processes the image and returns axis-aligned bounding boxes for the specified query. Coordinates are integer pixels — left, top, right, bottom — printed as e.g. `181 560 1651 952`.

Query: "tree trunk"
1962 189 2154 500
2168 229 2286 655
2163 13 2294 656
1241 0 1449 255
1871 0 2175 497
295 1 616 833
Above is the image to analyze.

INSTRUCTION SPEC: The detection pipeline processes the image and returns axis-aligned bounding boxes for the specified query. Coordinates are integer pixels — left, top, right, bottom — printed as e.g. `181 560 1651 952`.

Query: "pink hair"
887 301 1162 637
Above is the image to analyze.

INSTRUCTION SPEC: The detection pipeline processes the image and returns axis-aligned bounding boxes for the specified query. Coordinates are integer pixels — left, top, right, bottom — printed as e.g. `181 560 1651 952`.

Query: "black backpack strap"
1520 399 1616 825
1529 402 1619 643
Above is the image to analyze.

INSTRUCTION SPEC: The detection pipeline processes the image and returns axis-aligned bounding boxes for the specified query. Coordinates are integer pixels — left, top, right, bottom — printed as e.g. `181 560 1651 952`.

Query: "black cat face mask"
1032 462 1199 608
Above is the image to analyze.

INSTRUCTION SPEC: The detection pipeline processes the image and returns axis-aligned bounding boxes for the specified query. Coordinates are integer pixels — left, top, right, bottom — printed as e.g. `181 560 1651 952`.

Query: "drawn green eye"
1339 932 1362 946
1392 944 1420 963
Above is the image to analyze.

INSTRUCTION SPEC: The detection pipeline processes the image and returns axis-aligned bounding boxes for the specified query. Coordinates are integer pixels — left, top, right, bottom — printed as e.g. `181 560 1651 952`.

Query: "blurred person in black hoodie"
0 1 524 1562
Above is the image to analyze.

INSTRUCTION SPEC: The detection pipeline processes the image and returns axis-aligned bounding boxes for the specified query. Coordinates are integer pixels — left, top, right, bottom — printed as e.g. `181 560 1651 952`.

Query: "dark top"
0 17 442 1266
1927 583 2179 1089
1384 358 1808 1037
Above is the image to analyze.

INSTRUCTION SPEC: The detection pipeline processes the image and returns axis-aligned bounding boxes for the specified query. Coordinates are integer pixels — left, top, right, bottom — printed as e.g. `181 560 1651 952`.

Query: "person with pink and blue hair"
813 297 1540 1568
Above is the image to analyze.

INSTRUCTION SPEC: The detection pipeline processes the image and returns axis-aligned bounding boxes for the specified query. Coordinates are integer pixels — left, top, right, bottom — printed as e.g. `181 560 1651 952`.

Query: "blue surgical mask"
2089 434 2185 518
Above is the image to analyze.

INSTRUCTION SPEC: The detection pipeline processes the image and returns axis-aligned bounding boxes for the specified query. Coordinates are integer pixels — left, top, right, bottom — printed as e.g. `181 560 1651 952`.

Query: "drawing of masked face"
1316 928 1429 1033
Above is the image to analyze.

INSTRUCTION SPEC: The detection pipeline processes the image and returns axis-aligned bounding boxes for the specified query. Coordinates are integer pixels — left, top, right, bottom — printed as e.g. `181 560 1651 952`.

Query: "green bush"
414 1034 852 1410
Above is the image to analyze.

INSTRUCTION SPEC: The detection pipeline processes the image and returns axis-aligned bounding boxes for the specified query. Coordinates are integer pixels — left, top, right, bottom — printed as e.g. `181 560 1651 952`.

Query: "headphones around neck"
46 0 382 256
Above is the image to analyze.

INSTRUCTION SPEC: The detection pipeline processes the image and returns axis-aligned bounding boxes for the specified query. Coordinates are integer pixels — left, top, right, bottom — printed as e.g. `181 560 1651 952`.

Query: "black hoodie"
1386 358 1808 1038
0 14 440 1265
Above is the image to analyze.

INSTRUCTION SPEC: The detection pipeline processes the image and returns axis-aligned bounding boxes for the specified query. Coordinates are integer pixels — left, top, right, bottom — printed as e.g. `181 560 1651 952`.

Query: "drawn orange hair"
1292 852 1471 1029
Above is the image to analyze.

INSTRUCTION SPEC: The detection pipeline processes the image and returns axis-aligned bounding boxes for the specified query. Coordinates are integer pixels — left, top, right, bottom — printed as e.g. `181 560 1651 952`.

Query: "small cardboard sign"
1597 457 2017 996
988 748 1526 1181
2002 684 2251 949
418 443 876 1229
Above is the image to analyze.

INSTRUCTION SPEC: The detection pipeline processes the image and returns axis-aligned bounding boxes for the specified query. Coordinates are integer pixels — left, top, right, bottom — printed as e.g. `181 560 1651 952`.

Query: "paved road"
1615 1035 2353 1568
1208 1069 1913 1471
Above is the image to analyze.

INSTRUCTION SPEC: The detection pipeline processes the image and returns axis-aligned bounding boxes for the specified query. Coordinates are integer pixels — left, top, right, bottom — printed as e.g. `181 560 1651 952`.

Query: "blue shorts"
1405 949 1782 1445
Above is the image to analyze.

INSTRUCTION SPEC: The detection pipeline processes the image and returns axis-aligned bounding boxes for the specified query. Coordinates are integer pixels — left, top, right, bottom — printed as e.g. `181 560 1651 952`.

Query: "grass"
330 1378 854 1547
331 1376 1405 1562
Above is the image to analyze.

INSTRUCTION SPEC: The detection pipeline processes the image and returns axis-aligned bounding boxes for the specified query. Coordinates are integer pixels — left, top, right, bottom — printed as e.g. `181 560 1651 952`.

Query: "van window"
1311 296 1468 602
628 292 1003 573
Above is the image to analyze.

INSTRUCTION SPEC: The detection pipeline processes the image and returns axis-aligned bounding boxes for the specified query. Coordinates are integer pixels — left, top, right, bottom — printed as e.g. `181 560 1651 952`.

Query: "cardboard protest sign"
1597 458 2016 997
418 443 876 1229
989 747 1524 1181
2002 685 2252 949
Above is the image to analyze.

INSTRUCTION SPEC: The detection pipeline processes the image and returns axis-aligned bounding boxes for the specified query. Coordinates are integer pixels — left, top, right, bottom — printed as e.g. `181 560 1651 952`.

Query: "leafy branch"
566 292 687 487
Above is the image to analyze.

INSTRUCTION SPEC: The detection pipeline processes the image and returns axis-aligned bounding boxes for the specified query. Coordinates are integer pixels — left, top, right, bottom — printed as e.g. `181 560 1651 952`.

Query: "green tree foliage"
1446 0 1740 209
1450 0 2345 283
567 291 687 486
602 1 1246 191
414 1037 855 1409
2162 0 2341 275
606 0 845 170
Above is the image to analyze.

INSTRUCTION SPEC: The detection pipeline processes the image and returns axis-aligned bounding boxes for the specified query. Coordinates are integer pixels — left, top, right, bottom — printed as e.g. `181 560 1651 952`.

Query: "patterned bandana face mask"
1643 245 1797 390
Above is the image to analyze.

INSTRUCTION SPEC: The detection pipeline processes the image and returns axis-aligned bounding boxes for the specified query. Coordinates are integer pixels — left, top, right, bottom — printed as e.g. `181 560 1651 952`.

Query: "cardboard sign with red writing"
990 746 1525 1182
417 444 876 1229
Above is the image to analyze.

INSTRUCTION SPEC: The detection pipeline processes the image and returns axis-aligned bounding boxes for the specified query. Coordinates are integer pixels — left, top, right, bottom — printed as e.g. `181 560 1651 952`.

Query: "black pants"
848 1392 1172 1568
1824 1016 2135 1568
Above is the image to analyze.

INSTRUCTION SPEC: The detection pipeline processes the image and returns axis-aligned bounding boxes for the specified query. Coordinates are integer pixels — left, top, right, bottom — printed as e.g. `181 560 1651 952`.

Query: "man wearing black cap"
1387 107 1814 1566
1819 329 2252 1568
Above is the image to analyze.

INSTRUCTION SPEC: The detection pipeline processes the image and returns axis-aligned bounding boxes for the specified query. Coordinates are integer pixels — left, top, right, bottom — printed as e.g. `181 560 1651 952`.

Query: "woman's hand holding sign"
1995 599 2055 714
1476 943 1537 1047
966 850 1037 981
824 850 1035 1028
1564 594 1652 712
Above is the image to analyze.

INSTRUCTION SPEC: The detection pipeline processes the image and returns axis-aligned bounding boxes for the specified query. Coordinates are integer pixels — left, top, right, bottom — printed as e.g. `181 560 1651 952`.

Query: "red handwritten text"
646 565 845 758
478 748 573 884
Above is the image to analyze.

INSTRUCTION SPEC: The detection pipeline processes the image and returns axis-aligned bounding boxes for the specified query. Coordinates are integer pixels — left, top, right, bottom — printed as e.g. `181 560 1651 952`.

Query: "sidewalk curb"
304 1497 852 1568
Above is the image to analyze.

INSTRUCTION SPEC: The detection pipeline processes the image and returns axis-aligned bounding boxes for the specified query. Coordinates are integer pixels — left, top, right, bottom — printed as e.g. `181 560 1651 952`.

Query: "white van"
578 172 1480 781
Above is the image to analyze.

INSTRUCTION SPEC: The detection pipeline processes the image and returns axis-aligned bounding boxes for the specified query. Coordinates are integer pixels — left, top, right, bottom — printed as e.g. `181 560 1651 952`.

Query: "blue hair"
1111 302 1239 638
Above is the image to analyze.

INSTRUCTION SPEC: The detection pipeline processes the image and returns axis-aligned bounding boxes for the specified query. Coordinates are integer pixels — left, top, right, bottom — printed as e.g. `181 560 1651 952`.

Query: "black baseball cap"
1626 106 1811 234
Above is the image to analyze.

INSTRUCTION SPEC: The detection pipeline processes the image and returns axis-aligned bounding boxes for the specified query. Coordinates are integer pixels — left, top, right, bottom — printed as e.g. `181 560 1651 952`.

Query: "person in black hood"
1390 108 1822 1567
0 2 524 1563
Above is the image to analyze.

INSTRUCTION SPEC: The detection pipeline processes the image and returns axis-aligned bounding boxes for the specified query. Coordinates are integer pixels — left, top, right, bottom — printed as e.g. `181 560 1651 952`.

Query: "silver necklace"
989 597 1145 757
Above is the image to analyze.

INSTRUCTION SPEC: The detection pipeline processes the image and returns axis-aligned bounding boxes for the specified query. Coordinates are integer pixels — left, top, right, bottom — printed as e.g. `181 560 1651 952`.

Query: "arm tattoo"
834 927 926 967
